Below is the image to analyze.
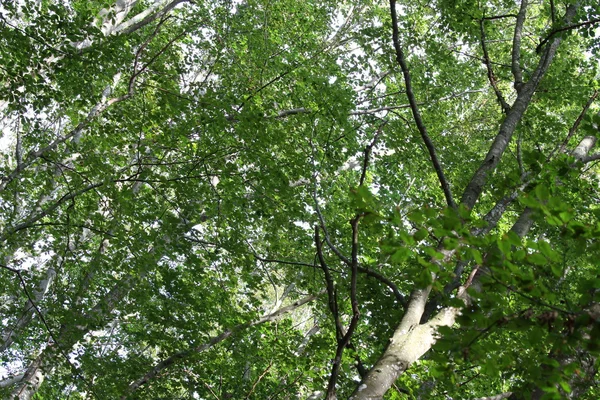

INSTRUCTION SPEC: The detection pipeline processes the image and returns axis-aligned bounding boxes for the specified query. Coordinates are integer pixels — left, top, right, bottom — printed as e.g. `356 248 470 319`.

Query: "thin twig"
359 122 387 186
244 359 274 400
253 254 405 306
482 14 518 21
312 180 351 265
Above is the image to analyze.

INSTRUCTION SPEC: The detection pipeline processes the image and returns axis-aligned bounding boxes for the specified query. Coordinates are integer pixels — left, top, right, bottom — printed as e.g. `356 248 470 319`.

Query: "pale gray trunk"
352 134 596 399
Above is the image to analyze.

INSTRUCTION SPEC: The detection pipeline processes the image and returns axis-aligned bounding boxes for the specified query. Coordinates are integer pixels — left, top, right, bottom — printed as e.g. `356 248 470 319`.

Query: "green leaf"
535 184 550 202
497 236 511 256
527 253 547 266
391 247 411 263
559 381 571 393
538 240 560 262
414 228 429 242
550 263 563 278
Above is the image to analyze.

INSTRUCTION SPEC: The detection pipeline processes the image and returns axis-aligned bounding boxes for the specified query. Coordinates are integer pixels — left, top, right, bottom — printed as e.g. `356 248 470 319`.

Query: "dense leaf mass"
1 0 599 399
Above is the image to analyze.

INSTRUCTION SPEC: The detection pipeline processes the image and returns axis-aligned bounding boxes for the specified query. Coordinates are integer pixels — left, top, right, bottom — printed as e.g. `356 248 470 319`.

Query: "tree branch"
471 391 514 400
480 19 510 112
122 290 324 398
536 18 600 54
389 0 456 209
316 225 344 399
0 85 128 192
114 0 190 35
1 266 56 352
253 254 406 306
511 0 528 90
312 180 351 265
0 182 104 243
315 227 344 340
582 152 600 163
2 264 99 400
460 4 579 210
551 91 599 159
359 123 386 186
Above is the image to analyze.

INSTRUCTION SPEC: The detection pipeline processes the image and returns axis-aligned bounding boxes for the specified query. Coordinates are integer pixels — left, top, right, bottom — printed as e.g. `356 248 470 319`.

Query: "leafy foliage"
1 0 599 399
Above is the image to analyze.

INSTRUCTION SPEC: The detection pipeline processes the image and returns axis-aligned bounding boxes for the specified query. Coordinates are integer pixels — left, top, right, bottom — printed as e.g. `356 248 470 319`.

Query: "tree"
1 0 599 399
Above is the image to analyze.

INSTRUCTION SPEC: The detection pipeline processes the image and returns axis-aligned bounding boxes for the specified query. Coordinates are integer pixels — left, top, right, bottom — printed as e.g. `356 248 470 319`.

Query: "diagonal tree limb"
536 18 600 54
389 0 456 209
11 262 148 399
1 10 183 194
121 290 325 399
352 134 595 399
6 208 157 398
480 19 510 112
0 265 59 354
2 263 100 400
114 0 190 35
511 0 528 90
460 4 578 210
551 91 599 159
0 182 104 243
350 197 537 399
582 153 600 163
1 266 56 352
243 359 274 400
0 93 127 193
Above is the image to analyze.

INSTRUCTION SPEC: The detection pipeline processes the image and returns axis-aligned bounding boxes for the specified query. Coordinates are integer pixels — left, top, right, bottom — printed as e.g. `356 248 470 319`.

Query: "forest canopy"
1 0 600 399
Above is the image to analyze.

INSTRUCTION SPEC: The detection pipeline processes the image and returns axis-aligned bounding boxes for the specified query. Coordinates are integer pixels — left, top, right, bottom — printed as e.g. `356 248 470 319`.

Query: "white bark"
350 297 460 399
352 134 597 399
0 374 25 388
